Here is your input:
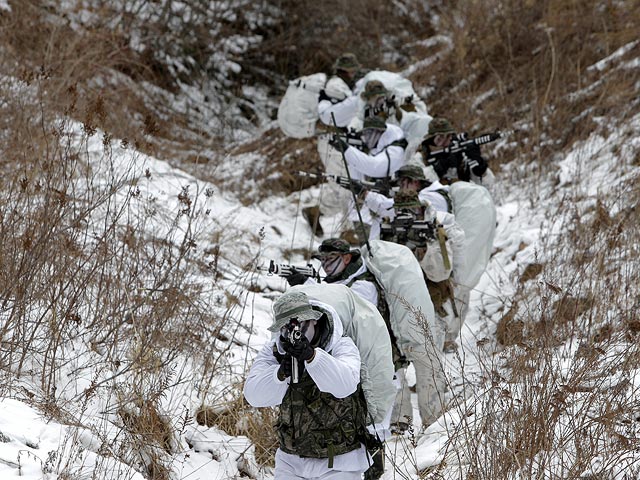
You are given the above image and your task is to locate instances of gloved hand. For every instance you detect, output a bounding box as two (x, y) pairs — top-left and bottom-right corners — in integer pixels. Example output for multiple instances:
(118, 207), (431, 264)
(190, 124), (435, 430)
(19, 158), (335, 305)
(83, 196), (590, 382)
(400, 95), (417, 112)
(329, 135), (349, 154)
(282, 335), (315, 362)
(433, 153), (457, 179)
(318, 89), (331, 103)
(285, 267), (308, 286)
(463, 144), (487, 176)
(337, 177), (364, 195)
(277, 353), (293, 381)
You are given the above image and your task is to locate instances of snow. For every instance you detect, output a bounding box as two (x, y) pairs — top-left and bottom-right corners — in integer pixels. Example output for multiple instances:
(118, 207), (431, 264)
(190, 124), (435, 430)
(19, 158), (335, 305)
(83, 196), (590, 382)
(1, 19), (639, 479)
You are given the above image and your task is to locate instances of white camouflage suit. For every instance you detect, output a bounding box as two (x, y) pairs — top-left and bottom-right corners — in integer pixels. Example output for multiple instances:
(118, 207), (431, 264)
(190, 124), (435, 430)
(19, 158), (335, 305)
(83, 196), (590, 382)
(244, 300), (369, 480)
(315, 75), (363, 218)
(418, 182), (472, 343)
(364, 193), (465, 426)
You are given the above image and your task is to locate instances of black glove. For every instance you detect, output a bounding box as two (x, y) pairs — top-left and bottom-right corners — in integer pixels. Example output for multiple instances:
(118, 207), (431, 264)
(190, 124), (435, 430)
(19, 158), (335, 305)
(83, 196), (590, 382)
(329, 135), (349, 154)
(433, 153), (457, 179)
(282, 335), (315, 362)
(337, 177), (364, 195)
(350, 182), (365, 196)
(277, 353), (293, 381)
(285, 267), (308, 286)
(318, 89), (331, 103)
(463, 143), (487, 176)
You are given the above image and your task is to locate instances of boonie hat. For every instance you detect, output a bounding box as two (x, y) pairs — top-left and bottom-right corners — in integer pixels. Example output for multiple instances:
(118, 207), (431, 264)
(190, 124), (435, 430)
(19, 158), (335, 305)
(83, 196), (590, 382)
(423, 117), (455, 142)
(268, 291), (323, 332)
(394, 189), (423, 208)
(360, 80), (389, 100)
(362, 116), (387, 131)
(396, 164), (427, 181)
(334, 53), (360, 73)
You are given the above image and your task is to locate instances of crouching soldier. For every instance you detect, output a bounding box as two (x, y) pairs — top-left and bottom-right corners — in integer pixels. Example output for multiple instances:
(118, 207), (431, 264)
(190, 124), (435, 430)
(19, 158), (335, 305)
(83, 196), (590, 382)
(244, 290), (371, 480)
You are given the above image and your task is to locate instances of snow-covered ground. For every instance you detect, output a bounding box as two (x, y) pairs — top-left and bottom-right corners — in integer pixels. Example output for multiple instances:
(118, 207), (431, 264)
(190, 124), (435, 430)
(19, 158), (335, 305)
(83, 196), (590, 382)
(1, 102), (638, 479)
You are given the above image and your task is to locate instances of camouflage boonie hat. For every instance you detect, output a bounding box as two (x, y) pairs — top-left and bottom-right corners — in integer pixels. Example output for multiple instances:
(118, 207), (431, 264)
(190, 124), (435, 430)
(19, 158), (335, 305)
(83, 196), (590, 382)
(334, 53), (360, 73)
(362, 116), (387, 131)
(360, 80), (389, 100)
(396, 164), (427, 181)
(269, 291), (323, 332)
(423, 117), (455, 141)
(394, 188), (422, 208)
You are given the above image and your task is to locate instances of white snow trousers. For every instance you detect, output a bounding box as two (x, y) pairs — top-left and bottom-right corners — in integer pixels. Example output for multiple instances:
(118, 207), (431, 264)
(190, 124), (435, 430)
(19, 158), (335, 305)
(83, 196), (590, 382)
(391, 341), (445, 428)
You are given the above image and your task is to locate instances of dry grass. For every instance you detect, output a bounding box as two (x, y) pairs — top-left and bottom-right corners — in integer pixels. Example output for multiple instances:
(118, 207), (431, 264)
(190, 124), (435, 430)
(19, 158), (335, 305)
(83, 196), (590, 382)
(0, 0), (638, 477)
(195, 386), (279, 467)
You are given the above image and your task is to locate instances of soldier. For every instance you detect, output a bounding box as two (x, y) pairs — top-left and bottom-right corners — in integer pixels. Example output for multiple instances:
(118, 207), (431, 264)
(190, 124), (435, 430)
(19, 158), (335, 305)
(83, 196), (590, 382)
(395, 163), (452, 214)
(286, 236), (446, 436)
(318, 53), (367, 128)
(420, 117), (488, 184)
(369, 189), (466, 353)
(244, 290), (371, 480)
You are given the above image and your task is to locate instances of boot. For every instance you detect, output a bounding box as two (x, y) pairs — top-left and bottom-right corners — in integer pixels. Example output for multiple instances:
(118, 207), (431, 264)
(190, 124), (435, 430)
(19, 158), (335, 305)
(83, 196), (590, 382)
(302, 206), (323, 237)
(363, 442), (385, 480)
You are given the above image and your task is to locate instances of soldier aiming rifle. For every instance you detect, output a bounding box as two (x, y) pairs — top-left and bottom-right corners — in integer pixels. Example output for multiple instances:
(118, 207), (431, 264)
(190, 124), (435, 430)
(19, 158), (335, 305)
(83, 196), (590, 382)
(420, 117), (511, 184)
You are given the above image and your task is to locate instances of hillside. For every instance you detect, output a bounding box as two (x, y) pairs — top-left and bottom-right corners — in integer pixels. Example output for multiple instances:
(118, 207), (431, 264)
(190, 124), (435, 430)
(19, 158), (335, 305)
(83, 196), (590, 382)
(0, 1), (639, 479)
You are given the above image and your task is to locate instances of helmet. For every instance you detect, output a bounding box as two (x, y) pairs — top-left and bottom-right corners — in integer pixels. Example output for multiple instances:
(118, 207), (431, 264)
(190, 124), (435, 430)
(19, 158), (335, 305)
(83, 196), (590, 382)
(312, 238), (359, 259)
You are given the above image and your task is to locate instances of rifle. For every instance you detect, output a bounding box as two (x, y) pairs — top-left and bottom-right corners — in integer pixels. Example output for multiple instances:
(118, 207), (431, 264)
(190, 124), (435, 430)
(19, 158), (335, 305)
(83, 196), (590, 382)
(422, 130), (512, 162)
(281, 322), (303, 384)
(296, 171), (391, 196)
(380, 211), (437, 245)
(257, 260), (319, 281)
(332, 127), (364, 148)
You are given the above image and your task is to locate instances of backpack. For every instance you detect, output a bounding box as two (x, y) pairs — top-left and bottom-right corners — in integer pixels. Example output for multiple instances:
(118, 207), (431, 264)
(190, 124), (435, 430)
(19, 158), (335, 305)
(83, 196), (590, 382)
(360, 240), (444, 354)
(277, 73), (327, 138)
(449, 182), (497, 290)
(290, 283), (396, 425)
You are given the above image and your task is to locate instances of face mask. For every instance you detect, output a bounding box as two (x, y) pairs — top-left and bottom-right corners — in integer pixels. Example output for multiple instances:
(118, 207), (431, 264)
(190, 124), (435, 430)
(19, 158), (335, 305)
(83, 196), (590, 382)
(301, 320), (316, 342)
(362, 128), (383, 150)
(322, 255), (344, 276)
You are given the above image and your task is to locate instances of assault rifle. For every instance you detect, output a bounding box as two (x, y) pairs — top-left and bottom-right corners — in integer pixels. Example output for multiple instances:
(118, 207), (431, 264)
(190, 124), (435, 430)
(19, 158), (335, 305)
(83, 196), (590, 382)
(324, 126), (364, 148)
(257, 260), (320, 281)
(297, 171), (391, 196)
(422, 130), (512, 162)
(282, 322), (303, 384)
(380, 211), (437, 244)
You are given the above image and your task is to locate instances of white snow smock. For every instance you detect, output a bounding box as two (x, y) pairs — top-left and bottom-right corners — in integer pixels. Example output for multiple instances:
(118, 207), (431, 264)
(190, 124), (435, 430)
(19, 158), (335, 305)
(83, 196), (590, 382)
(290, 283), (395, 425)
(277, 73), (326, 138)
(449, 182), (497, 289)
(359, 240), (442, 353)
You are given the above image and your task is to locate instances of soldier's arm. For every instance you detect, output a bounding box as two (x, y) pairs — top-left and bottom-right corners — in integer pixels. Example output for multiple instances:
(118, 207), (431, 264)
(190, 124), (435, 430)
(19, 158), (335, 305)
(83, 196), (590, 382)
(305, 336), (360, 399)
(243, 340), (290, 407)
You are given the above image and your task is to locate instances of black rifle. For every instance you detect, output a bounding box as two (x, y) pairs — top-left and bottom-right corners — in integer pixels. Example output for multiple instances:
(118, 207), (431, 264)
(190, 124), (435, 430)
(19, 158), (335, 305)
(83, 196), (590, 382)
(257, 260), (319, 281)
(422, 130), (511, 162)
(281, 322), (303, 383)
(380, 211), (438, 245)
(332, 127), (364, 148)
(296, 171), (390, 196)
